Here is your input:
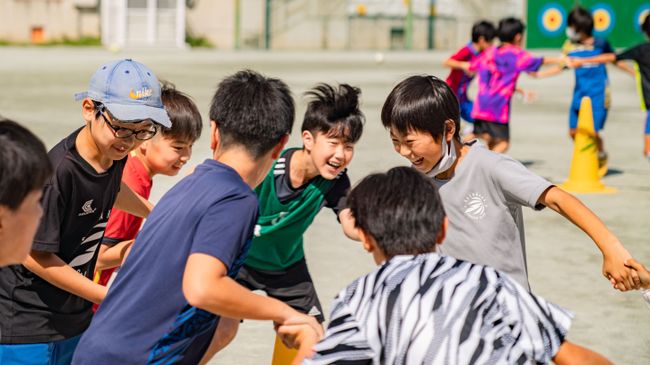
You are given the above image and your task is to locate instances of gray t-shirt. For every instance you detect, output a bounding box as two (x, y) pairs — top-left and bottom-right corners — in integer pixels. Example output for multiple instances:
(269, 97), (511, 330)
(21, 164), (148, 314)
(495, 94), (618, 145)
(433, 141), (553, 289)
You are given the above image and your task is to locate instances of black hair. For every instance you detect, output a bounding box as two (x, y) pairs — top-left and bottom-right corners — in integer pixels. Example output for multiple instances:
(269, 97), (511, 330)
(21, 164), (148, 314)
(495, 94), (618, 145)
(497, 17), (526, 43)
(160, 82), (202, 142)
(302, 83), (364, 144)
(381, 75), (460, 141)
(0, 119), (52, 210)
(472, 20), (496, 43)
(568, 6), (594, 37)
(209, 70), (295, 159)
(643, 13), (650, 38)
(347, 167), (446, 257)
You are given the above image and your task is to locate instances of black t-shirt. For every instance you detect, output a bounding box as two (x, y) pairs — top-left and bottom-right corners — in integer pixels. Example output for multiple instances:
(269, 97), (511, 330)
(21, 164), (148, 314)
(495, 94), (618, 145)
(274, 149), (349, 215)
(617, 43), (650, 108)
(0, 128), (126, 343)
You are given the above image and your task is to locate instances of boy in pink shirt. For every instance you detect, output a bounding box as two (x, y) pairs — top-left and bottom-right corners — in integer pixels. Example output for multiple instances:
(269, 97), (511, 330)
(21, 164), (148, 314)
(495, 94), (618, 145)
(462, 17), (563, 152)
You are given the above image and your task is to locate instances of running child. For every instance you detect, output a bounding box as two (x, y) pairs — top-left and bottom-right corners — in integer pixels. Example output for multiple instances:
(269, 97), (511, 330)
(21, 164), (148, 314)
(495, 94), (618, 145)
(281, 167), (613, 365)
(93, 83), (203, 297)
(444, 20), (496, 138)
(72, 70), (322, 364)
(379, 74), (640, 292)
(568, 14), (650, 159)
(461, 17), (565, 153)
(0, 119), (52, 268)
(200, 83), (364, 364)
(0, 59), (171, 363)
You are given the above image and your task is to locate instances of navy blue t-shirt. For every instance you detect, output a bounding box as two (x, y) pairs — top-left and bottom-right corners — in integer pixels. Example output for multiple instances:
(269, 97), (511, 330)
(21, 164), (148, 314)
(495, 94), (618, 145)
(72, 160), (259, 364)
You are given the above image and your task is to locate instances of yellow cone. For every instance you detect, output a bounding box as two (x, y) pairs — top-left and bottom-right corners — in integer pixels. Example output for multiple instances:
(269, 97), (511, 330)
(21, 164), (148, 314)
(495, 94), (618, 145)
(271, 335), (298, 365)
(560, 97), (616, 193)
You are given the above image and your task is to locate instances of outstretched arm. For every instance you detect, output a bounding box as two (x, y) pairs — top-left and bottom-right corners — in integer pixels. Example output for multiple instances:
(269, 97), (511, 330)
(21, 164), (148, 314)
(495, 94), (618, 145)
(95, 240), (135, 270)
(114, 182), (153, 218)
(539, 186), (640, 291)
(553, 341), (612, 365)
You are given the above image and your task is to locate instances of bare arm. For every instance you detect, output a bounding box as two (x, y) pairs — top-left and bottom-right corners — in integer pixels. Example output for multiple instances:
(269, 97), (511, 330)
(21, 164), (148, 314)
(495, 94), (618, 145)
(444, 58), (471, 73)
(553, 340), (612, 365)
(95, 240), (135, 270)
(568, 54), (616, 68)
(275, 324), (320, 365)
(539, 186), (640, 291)
(182, 253), (323, 337)
(339, 208), (360, 241)
(530, 64), (565, 78)
(114, 182), (153, 218)
(23, 251), (107, 304)
(614, 60), (636, 77)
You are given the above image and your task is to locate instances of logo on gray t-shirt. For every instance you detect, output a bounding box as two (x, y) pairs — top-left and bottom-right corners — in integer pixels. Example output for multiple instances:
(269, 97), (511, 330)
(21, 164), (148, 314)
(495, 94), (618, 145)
(463, 192), (487, 220)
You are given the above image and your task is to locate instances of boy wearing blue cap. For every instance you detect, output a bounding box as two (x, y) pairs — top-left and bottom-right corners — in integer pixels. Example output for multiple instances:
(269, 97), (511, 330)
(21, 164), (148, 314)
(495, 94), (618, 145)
(0, 59), (170, 364)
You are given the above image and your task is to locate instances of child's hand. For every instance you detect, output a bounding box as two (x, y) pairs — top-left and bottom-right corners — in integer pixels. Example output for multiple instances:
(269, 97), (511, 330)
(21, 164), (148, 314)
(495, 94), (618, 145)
(276, 323), (321, 365)
(624, 259), (650, 290)
(566, 57), (582, 69)
(602, 245), (641, 291)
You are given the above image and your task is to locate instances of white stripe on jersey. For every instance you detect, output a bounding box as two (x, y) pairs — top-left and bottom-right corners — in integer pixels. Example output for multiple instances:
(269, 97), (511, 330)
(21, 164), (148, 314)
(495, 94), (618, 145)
(305, 253), (572, 365)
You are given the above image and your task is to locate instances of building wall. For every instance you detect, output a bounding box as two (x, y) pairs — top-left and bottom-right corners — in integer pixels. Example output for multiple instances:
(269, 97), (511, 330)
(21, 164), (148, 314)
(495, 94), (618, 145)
(0, 0), (100, 43)
(186, 0), (264, 49)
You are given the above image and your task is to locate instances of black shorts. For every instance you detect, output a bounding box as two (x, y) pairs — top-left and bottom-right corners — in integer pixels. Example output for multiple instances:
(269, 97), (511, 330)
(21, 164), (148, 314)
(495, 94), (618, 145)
(473, 119), (510, 140)
(236, 258), (325, 323)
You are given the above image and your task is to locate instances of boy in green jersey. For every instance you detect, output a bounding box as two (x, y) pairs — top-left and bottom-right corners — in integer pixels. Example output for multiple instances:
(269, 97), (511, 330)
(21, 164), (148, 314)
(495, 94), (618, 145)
(199, 83), (364, 364)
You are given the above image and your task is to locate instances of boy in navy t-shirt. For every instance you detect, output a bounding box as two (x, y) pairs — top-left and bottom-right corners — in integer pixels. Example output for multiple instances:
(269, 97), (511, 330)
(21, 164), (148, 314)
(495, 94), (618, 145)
(72, 70), (322, 364)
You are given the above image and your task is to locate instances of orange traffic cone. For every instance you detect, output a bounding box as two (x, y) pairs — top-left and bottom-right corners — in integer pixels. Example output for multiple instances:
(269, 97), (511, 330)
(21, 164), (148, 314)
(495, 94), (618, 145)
(560, 97), (616, 193)
(271, 335), (298, 365)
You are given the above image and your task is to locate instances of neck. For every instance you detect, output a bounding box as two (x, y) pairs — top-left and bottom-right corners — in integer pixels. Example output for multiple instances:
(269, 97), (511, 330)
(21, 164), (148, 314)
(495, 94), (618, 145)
(134, 150), (155, 178)
(76, 126), (112, 173)
(289, 149), (319, 188)
(434, 139), (467, 180)
(214, 147), (268, 188)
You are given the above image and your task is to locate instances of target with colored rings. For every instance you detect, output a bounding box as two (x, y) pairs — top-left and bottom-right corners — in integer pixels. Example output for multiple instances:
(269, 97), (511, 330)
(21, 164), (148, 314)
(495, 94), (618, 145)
(538, 3), (566, 36)
(635, 5), (650, 33)
(591, 4), (615, 36)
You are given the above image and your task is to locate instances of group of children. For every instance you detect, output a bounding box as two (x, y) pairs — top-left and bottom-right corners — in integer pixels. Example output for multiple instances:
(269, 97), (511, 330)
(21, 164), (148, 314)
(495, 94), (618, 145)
(0, 13), (650, 365)
(444, 9), (650, 167)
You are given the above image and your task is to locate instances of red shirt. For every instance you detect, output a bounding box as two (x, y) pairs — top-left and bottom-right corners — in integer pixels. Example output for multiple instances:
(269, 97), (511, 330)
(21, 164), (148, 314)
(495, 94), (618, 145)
(94, 154), (152, 292)
(445, 43), (480, 102)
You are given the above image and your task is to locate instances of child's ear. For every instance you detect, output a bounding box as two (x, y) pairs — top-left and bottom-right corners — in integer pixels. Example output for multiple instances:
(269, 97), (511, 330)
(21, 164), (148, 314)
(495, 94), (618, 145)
(445, 120), (456, 142)
(436, 217), (448, 244)
(82, 98), (97, 124)
(357, 228), (374, 253)
(302, 130), (315, 152)
(210, 120), (220, 151)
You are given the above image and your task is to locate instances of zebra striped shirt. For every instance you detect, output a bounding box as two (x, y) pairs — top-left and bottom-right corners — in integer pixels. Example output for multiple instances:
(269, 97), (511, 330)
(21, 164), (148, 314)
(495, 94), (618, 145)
(304, 253), (572, 365)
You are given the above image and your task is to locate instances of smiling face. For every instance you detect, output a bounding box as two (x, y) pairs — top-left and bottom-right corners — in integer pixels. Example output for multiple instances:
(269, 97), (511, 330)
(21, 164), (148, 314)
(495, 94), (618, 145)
(140, 134), (193, 176)
(0, 190), (43, 266)
(303, 130), (355, 180)
(390, 127), (444, 173)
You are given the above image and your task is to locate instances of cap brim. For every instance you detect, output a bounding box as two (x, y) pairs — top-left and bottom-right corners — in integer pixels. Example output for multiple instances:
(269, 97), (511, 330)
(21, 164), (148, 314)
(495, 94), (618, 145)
(104, 102), (171, 128)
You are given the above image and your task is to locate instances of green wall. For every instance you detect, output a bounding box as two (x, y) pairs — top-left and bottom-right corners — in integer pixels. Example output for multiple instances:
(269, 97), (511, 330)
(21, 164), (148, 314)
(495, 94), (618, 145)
(526, 0), (650, 48)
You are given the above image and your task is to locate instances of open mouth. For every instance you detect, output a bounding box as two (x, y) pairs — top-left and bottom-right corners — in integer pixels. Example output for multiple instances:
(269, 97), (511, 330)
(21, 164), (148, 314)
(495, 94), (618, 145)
(326, 161), (341, 169)
(412, 157), (424, 166)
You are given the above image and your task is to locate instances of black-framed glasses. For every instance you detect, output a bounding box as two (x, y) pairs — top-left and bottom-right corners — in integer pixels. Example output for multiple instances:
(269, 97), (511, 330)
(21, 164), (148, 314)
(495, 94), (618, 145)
(100, 112), (158, 141)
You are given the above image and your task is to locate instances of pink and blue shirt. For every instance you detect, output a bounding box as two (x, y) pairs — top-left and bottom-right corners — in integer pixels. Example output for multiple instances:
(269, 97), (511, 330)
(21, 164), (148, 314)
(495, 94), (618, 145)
(469, 45), (543, 124)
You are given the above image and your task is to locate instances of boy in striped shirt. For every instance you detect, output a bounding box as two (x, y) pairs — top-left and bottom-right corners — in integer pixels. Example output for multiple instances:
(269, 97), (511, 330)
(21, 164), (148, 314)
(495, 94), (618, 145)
(281, 167), (612, 365)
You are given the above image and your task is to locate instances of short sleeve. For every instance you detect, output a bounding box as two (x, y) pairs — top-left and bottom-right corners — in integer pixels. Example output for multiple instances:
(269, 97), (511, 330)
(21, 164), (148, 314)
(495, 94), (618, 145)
(518, 50), (544, 72)
(468, 52), (485, 73)
(32, 183), (65, 252)
(303, 293), (374, 365)
(324, 173), (351, 217)
(492, 155), (553, 209)
(450, 46), (472, 62)
(103, 208), (141, 244)
(190, 194), (259, 271)
(617, 45), (641, 62)
(497, 276), (573, 364)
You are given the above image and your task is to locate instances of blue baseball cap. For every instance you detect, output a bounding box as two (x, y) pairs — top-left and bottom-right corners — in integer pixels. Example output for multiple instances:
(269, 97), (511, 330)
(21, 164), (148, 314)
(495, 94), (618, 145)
(74, 59), (171, 128)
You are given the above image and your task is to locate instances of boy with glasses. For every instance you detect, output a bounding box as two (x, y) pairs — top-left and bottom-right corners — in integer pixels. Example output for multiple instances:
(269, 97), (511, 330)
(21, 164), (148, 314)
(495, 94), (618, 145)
(0, 59), (170, 364)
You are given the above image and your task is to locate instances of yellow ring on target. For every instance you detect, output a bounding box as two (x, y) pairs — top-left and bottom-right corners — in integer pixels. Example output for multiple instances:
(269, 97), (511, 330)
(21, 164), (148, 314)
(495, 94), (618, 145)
(542, 8), (563, 32)
(639, 10), (650, 28)
(593, 9), (612, 32)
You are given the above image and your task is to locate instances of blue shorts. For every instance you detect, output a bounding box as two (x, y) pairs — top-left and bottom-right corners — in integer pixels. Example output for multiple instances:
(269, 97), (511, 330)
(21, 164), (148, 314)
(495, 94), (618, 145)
(459, 98), (474, 123)
(569, 105), (608, 131)
(645, 112), (650, 135)
(0, 335), (81, 365)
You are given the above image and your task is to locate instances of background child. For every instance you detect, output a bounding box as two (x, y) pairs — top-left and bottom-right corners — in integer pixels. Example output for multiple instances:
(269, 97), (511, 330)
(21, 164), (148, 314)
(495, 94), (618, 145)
(282, 167), (612, 365)
(0, 119), (52, 267)
(444, 20), (496, 138)
(380, 74), (639, 293)
(0, 59), (170, 363)
(462, 17), (564, 153)
(535, 6), (634, 171)
(93, 83), (203, 298)
(201, 83), (364, 364)
(569, 14), (650, 160)
(72, 70), (322, 365)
